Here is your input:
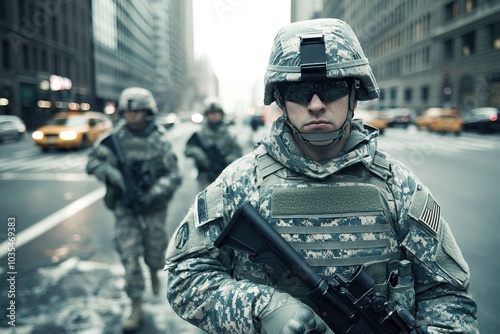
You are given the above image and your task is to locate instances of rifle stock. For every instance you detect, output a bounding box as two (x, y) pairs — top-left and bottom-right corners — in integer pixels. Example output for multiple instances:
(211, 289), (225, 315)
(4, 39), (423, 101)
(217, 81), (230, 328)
(214, 202), (417, 334)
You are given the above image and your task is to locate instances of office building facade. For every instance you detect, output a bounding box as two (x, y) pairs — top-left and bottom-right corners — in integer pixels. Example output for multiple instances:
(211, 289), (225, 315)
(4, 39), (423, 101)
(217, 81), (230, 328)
(293, 0), (500, 112)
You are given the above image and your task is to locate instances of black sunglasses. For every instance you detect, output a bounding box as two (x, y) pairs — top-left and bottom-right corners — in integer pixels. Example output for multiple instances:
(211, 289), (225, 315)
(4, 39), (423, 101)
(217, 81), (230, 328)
(280, 80), (351, 104)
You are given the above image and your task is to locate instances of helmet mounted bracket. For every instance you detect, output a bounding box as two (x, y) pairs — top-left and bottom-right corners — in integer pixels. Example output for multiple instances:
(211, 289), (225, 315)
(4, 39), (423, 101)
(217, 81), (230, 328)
(300, 33), (327, 82)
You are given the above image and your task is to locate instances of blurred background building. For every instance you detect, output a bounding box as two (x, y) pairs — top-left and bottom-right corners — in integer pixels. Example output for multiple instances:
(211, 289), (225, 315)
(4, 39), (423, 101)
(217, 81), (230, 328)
(2, 0), (499, 129)
(293, 0), (500, 113)
(0, 0), (208, 129)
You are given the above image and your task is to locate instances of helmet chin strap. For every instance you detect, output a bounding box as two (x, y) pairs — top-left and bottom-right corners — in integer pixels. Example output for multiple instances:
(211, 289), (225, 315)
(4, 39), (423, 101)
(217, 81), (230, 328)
(287, 111), (352, 152)
(286, 83), (356, 152)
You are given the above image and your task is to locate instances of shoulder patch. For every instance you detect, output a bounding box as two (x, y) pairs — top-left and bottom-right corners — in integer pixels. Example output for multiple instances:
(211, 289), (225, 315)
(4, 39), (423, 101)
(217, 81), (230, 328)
(194, 182), (224, 228)
(408, 185), (441, 237)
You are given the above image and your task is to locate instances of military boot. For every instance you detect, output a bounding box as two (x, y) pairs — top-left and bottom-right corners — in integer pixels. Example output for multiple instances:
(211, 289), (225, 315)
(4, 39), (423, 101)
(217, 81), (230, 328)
(150, 269), (160, 295)
(122, 297), (142, 332)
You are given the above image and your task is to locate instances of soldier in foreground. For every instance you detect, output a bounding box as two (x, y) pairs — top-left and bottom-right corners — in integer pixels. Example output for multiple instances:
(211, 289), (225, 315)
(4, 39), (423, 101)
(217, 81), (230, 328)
(165, 19), (478, 333)
(185, 101), (242, 189)
(86, 87), (181, 331)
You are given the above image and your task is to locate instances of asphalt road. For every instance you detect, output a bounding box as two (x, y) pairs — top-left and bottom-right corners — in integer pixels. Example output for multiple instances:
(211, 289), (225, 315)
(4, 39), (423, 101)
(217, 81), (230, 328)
(0, 122), (499, 333)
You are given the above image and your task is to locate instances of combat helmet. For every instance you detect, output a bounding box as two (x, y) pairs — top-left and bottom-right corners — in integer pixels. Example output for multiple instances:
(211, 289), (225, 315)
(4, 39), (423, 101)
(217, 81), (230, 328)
(203, 97), (224, 115)
(264, 18), (379, 106)
(203, 102), (224, 115)
(118, 87), (158, 115)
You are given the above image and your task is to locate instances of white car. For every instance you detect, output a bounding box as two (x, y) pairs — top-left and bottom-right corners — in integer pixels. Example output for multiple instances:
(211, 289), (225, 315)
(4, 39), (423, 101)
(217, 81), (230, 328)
(0, 115), (27, 143)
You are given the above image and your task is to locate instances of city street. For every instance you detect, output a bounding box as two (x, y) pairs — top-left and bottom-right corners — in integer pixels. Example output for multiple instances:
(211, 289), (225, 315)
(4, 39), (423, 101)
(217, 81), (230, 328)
(1, 120), (500, 333)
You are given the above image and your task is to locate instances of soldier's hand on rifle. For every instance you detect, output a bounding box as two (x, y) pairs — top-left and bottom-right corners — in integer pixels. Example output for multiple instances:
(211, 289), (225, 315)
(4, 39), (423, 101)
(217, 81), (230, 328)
(136, 191), (151, 212)
(105, 167), (126, 193)
(258, 291), (333, 334)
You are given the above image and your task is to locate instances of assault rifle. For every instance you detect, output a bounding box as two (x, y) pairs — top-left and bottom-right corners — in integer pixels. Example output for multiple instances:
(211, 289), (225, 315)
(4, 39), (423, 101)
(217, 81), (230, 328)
(101, 133), (147, 230)
(186, 132), (227, 181)
(214, 202), (417, 334)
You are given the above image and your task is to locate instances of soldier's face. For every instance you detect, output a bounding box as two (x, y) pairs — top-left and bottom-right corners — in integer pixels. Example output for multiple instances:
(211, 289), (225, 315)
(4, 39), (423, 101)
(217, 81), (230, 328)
(284, 93), (351, 134)
(124, 110), (147, 129)
(206, 111), (223, 124)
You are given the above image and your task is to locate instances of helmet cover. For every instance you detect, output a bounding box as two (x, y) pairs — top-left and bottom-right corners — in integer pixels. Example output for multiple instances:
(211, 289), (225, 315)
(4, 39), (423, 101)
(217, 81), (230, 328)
(264, 18), (379, 105)
(118, 87), (158, 115)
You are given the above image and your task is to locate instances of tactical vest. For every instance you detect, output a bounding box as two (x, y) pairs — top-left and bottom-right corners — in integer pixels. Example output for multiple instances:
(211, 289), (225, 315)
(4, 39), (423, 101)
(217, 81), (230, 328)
(231, 145), (402, 294)
(118, 133), (158, 186)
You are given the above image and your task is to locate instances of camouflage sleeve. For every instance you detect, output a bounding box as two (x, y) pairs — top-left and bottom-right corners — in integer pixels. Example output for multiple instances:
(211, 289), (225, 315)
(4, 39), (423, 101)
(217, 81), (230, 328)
(165, 181), (273, 334)
(389, 159), (479, 333)
(147, 134), (182, 200)
(85, 134), (116, 181)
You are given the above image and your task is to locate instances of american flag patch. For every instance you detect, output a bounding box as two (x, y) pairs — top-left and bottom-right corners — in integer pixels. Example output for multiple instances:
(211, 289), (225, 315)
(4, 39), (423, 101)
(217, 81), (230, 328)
(419, 194), (441, 235)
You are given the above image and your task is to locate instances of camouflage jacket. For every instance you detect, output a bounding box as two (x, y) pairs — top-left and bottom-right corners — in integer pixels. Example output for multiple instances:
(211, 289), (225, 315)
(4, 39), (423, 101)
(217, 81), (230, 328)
(165, 118), (478, 334)
(86, 120), (182, 211)
(185, 121), (243, 170)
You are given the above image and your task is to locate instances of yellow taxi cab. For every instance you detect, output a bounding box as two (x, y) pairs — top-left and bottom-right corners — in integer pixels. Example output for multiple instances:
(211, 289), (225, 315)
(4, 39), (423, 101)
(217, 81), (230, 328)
(415, 107), (462, 135)
(32, 111), (113, 151)
(353, 109), (388, 134)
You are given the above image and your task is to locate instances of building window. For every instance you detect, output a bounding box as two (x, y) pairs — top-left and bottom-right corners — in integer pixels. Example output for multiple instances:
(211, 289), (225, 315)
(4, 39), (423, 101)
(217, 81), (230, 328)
(444, 1), (458, 21)
(462, 31), (476, 57)
(490, 22), (500, 50)
(465, 0), (476, 14)
(54, 54), (59, 74)
(42, 49), (48, 71)
(444, 39), (454, 59)
(32, 46), (37, 70)
(404, 88), (413, 103)
(23, 45), (29, 70)
(421, 86), (429, 103)
(2, 39), (10, 69)
(390, 87), (398, 101)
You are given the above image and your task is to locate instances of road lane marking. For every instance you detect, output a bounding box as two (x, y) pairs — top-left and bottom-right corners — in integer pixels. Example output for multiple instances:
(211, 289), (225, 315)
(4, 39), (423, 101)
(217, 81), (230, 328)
(0, 187), (105, 258)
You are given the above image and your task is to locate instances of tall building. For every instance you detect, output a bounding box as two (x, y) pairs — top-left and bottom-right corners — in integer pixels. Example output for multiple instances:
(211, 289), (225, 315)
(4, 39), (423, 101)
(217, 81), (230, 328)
(295, 0), (500, 112)
(0, 0), (94, 129)
(0, 0), (195, 128)
(92, 0), (194, 115)
(291, 0), (323, 21)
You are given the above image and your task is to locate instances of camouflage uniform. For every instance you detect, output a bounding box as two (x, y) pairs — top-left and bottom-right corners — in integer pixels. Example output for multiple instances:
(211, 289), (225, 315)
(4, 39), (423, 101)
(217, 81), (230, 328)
(165, 19), (478, 334)
(185, 104), (242, 188)
(87, 105), (181, 299)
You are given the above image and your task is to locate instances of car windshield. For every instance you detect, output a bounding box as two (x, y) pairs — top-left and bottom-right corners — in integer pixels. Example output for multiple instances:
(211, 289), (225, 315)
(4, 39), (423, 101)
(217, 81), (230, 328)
(48, 117), (87, 126)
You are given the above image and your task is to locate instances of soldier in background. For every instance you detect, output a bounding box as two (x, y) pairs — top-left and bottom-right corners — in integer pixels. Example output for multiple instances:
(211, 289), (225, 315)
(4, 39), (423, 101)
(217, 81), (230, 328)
(185, 101), (242, 189)
(164, 19), (478, 333)
(86, 87), (181, 332)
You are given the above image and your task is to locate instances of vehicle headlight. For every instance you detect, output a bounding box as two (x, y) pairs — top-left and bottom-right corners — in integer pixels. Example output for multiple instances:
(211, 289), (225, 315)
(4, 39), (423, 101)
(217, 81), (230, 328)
(191, 113), (204, 124)
(59, 130), (78, 140)
(32, 131), (44, 140)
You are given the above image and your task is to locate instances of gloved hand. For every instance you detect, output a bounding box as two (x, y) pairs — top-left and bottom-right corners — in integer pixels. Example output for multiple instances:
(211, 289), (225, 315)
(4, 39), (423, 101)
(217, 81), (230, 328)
(259, 291), (333, 334)
(185, 146), (210, 170)
(105, 167), (126, 193)
(135, 191), (151, 212)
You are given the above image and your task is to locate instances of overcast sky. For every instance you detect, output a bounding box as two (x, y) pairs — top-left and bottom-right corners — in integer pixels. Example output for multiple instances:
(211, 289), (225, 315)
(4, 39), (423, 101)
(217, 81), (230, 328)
(192, 0), (291, 112)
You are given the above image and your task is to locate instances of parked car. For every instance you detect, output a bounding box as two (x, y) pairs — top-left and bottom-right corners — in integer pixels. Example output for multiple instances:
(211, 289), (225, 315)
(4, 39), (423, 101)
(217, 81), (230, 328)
(415, 107), (462, 135)
(383, 108), (416, 128)
(32, 111), (113, 151)
(353, 109), (388, 134)
(462, 107), (500, 133)
(0, 115), (27, 143)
